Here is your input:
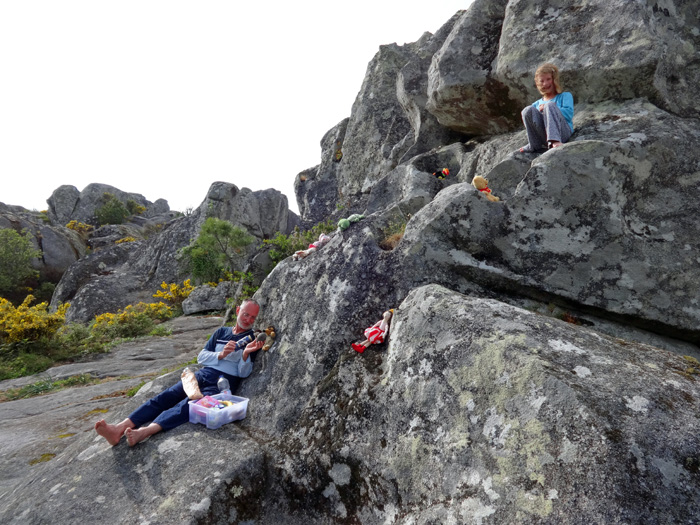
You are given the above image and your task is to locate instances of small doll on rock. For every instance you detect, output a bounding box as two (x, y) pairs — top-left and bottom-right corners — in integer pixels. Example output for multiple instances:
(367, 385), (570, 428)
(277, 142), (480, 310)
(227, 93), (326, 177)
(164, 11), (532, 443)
(293, 233), (331, 261)
(352, 309), (394, 353)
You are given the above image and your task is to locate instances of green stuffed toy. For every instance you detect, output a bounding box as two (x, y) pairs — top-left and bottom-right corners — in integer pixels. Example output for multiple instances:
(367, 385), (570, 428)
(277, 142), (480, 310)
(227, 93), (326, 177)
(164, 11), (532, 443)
(338, 214), (365, 231)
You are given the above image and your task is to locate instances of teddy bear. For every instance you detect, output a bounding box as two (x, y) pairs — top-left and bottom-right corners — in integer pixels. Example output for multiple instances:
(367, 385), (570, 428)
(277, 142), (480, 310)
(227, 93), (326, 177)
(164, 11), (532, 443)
(255, 325), (277, 352)
(471, 176), (500, 202)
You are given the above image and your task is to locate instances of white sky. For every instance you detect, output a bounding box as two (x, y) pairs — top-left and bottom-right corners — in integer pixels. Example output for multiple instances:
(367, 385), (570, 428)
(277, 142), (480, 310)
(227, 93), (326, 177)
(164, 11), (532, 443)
(0, 1), (471, 215)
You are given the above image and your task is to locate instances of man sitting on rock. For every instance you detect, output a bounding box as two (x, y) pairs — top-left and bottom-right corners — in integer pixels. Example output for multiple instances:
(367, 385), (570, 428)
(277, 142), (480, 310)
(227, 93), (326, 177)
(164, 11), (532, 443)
(94, 299), (264, 447)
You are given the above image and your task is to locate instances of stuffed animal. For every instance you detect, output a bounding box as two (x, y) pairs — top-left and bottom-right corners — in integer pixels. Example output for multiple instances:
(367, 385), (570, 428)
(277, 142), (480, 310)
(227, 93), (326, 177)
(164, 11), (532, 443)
(433, 168), (449, 180)
(338, 214), (365, 231)
(261, 325), (276, 351)
(471, 176), (500, 202)
(352, 309), (394, 353)
(293, 233), (331, 260)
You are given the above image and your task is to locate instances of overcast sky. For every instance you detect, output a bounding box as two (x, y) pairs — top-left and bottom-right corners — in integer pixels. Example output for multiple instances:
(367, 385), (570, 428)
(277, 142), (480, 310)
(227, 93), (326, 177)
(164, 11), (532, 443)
(1, 1), (471, 215)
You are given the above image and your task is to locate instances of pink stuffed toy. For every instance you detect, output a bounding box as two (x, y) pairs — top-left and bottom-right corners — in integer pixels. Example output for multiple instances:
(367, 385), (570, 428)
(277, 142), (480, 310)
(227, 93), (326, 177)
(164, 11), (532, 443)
(352, 309), (394, 353)
(293, 233), (331, 261)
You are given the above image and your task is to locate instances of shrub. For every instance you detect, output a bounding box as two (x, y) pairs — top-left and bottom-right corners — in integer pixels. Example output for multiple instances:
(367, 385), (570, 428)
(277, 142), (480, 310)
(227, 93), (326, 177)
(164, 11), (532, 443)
(115, 237), (137, 244)
(90, 302), (174, 340)
(0, 296), (69, 345)
(0, 229), (41, 296)
(152, 280), (194, 307)
(181, 244), (222, 283)
(65, 220), (93, 236)
(231, 271), (258, 301)
(181, 218), (255, 283)
(33, 282), (56, 304)
(263, 219), (336, 267)
(378, 217), (408, 251)
(0, 297), (73, 380)
(95, 193), (130, 226)
(126, 200), (146, 216)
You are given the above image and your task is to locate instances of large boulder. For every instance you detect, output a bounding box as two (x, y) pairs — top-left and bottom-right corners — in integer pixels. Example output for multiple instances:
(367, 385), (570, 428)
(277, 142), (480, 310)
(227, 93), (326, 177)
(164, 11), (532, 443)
(426, 0), (517, 135)
(0, 204), (87, 284)
(294, 119), (348, 225)
(6, 284), (699, 523)
(196, 182), (298, 239)
(395, 14), (466, 163)
(427, 0), (700, 136)
(182, 282), (237, 315)
(46, 183), (170, 226)
(333, 43), (416, 201)
(46, 185), (81, 225)
(398, 99), (700, 338)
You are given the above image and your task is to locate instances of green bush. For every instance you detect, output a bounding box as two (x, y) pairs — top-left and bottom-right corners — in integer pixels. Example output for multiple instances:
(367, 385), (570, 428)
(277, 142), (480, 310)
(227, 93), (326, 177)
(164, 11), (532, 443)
(126, 199), (146, 216)
(181, 218), (255, 283)
(90, 302), (174, 340)
(0, 229), (41, 296)
(95, 193), (130, 226)
(263, 219), (336, 267)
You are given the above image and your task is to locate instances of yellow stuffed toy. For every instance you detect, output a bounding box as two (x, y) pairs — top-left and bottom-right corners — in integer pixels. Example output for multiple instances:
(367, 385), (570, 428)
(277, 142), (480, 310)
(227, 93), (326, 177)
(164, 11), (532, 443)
(471, 176), (500, 202)
(260, 325), (276, 351)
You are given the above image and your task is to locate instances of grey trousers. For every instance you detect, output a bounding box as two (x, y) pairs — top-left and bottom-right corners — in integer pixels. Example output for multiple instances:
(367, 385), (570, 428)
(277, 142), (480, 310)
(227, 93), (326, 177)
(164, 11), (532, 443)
(521, 103), (572, 150)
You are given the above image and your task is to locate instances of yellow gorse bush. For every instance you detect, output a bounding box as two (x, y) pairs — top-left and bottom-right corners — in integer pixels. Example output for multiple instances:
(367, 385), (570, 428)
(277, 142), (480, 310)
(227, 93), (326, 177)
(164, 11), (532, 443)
(91, 302), (174, 339)
(0, 296), (70, 344)
(65, 220), (93, 235)
(152, 280), (194, 306)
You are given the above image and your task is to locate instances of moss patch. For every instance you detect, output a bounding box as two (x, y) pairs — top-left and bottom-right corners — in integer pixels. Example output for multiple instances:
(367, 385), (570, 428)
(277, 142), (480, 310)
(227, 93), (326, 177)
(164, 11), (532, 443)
(29, 453), (56, 465)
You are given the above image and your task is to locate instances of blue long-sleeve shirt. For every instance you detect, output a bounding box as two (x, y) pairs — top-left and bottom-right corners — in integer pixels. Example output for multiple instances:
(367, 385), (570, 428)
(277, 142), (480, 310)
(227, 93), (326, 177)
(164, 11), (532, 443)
(197, 326), (257, 378)
(532, 91), (574, 133)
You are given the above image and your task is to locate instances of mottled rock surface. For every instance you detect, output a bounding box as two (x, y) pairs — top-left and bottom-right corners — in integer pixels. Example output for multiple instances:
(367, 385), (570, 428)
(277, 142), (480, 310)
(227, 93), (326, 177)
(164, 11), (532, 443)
(3, 0), (700, 523)
(1, 287), (698, 524)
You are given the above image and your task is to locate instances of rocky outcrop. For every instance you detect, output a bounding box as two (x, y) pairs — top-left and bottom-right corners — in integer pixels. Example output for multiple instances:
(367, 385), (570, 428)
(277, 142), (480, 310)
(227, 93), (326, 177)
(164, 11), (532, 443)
(427, 0), (700, 136)
(182, 282), (237, 315)
(3, 1), (700, 523)
(427, 0), (517, 135)
(51, 182), (298, 323)
(395, 99), (700, 339)
(47, 183), (170, 226)
(0, 315), (224, 508)
(2, 285), (698, 524)
(0, 203), (87, 283)
(294, 119), (349, 225)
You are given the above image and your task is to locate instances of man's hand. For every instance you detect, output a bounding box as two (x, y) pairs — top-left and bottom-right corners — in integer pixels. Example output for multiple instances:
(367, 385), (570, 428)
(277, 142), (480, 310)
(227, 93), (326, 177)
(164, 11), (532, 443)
(242, 340), (264, 362)
(218, 340), (241, 360)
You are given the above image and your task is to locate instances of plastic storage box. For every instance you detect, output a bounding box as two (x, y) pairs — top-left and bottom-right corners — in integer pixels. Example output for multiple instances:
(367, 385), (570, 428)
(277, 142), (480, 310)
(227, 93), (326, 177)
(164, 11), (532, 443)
(188, 393), (249, 430)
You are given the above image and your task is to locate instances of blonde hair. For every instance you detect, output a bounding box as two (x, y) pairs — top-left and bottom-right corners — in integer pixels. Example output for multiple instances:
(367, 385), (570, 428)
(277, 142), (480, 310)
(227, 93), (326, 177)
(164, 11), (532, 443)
(535, 63), (563, 94)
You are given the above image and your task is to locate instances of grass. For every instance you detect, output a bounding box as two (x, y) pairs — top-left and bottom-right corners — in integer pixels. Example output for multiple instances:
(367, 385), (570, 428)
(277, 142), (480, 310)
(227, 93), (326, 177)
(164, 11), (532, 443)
(379, 216), (408, 251)
(0, 373), (100, 402)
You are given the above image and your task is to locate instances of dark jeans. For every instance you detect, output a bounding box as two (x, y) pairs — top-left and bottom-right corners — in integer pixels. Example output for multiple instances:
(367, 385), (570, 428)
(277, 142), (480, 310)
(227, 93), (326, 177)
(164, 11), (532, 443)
(128, 367), (242, 432)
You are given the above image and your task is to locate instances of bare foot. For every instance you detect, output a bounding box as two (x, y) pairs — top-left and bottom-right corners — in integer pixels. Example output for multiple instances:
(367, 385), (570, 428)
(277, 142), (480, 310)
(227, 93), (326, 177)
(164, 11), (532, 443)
(549, 140), (562, 149)
(125, 423), (162, 447)
(95, 419), (125, 446)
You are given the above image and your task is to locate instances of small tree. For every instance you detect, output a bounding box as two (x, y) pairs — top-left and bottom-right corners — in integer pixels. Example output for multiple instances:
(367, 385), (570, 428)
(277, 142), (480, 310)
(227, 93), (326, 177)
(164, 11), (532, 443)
(181, 218), (255, 283)
(0, 229), (41, 296)
(95, 193), (130, 226)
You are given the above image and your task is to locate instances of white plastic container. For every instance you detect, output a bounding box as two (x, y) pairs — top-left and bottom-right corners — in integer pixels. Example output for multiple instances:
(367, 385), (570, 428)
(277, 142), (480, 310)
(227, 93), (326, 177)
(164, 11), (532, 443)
(188, 393), (249, 429)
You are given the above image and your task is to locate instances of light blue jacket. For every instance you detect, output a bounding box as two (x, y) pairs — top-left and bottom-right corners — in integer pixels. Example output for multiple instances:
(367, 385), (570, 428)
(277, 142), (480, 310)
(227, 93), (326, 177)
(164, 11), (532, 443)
(197, 326), (256, 378)
(532, 92), (574, 133)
